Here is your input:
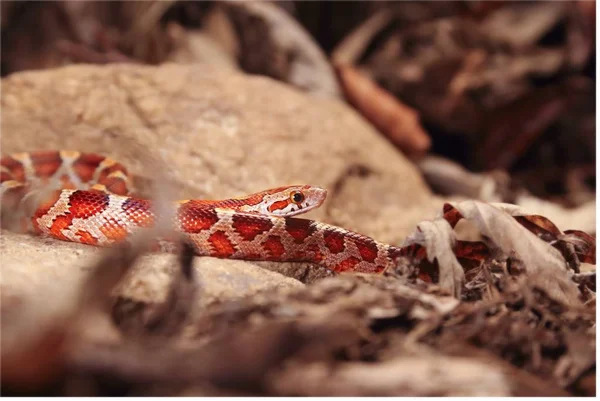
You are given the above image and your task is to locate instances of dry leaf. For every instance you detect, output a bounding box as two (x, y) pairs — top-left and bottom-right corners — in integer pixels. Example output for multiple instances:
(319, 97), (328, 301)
(562, 230), (596, 265)
(335, 63), (431, 157)
(402, 219), (464, 298)
(448, 201), (581, 307)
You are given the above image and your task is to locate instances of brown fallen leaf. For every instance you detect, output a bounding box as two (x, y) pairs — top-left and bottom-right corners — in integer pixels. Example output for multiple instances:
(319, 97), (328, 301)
(444, 201), (595, 273)
(335, 63), (431, 158)
(401, 219), (464, 298)
(446, 201), (581, 307)
(562, 230), (596, 265)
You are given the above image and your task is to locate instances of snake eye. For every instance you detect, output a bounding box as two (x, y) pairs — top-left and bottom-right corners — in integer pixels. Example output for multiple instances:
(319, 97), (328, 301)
(290, 191), (305, 204)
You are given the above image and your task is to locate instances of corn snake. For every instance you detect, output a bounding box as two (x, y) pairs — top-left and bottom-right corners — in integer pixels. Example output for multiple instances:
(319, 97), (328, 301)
(1, 150), (403, 273)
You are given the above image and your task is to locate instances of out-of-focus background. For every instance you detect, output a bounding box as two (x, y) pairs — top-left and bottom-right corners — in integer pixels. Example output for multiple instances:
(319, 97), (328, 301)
(2, 0), (596, 205)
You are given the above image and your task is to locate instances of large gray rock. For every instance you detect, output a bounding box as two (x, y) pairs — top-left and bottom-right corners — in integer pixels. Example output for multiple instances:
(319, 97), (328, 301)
(1, 63), (434, 307)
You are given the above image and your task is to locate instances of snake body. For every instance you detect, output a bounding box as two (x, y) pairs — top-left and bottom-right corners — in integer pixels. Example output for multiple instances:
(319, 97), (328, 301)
(1, 150), (402, 273)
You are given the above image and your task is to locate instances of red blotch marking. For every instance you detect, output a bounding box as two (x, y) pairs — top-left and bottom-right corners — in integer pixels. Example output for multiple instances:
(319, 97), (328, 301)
(305, 242), (323, 262)
(72, 153), (105, 183)
(208, 230), (235, 257)
(355, 240), (378, 263)
(1, 156), (25, 182)
(267, 199), (290, 213)
(333, 256), (361, 272)
(30, 151), (62, 178)
(122, 198), (154, 227)
(323, 230), (345, 254)
(262, 235), (285, 259)
(178, 205), (218, 233)
(232, 215), (273, 241)
(285, 219), (315, 243)
(68, 190), (109, 218)
(75, 230), (98, 245)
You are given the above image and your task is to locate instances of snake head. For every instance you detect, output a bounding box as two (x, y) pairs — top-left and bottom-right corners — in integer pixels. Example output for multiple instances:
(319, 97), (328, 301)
(240, 185), (327, 217)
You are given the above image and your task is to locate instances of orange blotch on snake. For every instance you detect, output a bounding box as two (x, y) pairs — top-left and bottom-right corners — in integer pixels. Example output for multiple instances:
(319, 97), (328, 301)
(99, 221), (130, 242)
(285, 219), (316, 243)
(262, 235), (285, 259)
(208, 230), (235, 257)
(49, 215), (74, 241)
(333, 256), (361, 272)
(355, 240), (379, 263)
(178, 206), (218, 233)
(232, 215), (273, 241)
(122, 198), (153, 227)
(75, 230), (98, 245)
(267, 199), (290, 213)
(323, 230), (345, 254)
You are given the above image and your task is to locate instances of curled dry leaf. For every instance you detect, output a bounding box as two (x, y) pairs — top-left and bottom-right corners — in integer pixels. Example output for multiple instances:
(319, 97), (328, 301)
(335, 63), (431, 158)
(489, 202), (595, 270)
(402, 219), (464, 298)
(443, 201), (595, 273)
(515, 195), (595, 234)
(446, 201), (581, 307)
(562, 230), (596, 265)
(454, 241), (490, 271)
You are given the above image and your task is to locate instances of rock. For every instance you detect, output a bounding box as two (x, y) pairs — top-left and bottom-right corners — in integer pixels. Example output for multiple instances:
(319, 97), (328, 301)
(1, 230), (304, 311)
(1, 63), (434, 308)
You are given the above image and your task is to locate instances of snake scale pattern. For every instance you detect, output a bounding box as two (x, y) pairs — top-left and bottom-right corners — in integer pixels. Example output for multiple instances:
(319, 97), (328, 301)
(1, 150), (403, 273)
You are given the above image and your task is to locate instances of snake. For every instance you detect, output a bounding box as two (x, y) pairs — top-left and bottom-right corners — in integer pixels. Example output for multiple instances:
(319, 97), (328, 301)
(1, 150), (403, 273)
